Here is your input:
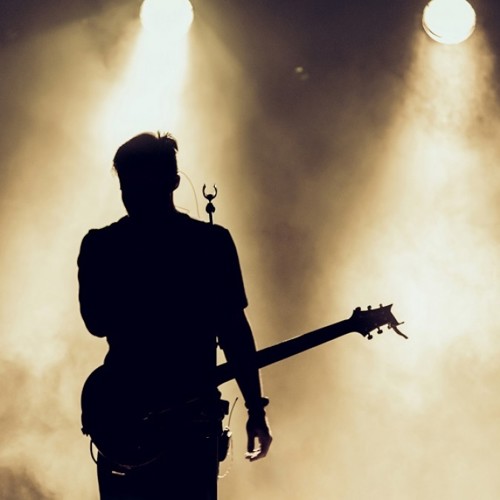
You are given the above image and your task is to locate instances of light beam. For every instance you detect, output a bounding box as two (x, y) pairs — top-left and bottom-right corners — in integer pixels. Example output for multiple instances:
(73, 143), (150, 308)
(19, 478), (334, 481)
(95, 2), (192, 153)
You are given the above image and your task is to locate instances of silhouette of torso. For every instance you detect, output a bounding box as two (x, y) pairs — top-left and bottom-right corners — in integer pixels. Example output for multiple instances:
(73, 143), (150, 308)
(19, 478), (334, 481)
(78, 212), (247, 410)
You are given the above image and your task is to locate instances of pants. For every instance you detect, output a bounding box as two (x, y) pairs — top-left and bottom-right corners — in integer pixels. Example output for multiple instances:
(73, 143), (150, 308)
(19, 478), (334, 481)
(97, 420), (221, 500)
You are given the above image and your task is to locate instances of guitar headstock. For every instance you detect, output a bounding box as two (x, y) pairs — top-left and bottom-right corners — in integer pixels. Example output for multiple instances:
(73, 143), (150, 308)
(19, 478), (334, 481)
(349, 304), (407, 339)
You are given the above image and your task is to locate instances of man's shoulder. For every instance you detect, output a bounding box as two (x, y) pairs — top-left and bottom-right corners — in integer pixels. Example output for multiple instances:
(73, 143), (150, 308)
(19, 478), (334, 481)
(83, 217), (129, 238)
(177, 213), (231, 238)
(80, 213), (233, 248)
(97, 217), (129, 231)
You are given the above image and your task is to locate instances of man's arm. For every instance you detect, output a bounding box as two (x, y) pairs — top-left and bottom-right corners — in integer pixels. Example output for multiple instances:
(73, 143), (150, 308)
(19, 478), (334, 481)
(217, 310), (272, 461)
(77, 230), (132, 338)
(78, 231), (111, 337)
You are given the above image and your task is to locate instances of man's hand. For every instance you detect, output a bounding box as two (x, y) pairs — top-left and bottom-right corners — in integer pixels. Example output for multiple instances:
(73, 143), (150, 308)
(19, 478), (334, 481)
(245, 415), (272, 461)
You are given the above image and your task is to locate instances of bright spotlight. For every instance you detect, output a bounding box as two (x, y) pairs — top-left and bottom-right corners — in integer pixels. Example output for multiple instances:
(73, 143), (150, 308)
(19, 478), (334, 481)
(422, 0), (476, 45)
(140, 0), (194, 37)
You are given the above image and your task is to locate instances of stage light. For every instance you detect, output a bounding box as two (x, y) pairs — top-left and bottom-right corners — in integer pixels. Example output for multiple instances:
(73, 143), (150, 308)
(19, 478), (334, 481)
(140, 0), (194, 37)
(422, 0), (476, 45)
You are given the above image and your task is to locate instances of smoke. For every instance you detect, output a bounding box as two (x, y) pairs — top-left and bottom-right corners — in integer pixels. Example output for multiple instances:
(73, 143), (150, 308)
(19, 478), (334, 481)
(207, 17), (500, 500)
(1, 2), (500, 500)
(0, 466), (55, 500)
(0, 5), (136, 500)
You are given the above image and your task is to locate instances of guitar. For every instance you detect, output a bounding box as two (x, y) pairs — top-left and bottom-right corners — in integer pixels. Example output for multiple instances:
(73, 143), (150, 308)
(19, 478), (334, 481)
(81, 304), (405, 468)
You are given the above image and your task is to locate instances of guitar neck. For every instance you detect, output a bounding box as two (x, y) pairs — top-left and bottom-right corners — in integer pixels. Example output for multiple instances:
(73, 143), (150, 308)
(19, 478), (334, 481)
(216, 318), (353, 386)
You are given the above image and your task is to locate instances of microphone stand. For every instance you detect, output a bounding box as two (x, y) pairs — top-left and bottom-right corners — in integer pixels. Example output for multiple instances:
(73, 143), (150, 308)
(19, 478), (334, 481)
(203, 183), (220, 500)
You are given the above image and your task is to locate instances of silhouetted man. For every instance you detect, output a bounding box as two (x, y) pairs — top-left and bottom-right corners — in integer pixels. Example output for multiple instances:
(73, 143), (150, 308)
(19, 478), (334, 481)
(78, 132), (272, 499)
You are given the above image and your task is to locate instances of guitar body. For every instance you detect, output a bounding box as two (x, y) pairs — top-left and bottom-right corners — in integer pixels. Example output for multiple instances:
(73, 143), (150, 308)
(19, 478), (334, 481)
(81, 365), (229, 469)
(81, 366), (164, 468)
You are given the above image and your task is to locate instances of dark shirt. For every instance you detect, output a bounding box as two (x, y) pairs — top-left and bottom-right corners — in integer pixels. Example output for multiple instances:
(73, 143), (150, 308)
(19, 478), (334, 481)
(78, 212), (247, 406)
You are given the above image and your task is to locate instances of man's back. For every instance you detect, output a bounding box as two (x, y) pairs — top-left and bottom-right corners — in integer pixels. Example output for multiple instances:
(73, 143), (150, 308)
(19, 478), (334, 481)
(78, 212), (247, 403)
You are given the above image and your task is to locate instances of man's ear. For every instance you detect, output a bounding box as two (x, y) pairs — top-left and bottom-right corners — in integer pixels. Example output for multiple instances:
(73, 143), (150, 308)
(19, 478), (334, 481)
(163, 174), (180, 192)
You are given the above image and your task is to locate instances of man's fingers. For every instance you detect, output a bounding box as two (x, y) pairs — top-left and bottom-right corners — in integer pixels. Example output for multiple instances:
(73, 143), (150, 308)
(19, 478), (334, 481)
(247, 430), (256, 452)
(245, 431), (272, 461)
(245, 448), (262, 461)
(258, 433), (272, 458)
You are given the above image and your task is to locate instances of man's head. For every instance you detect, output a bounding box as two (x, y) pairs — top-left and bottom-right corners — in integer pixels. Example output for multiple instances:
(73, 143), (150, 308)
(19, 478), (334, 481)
(113, 132), (180, 218)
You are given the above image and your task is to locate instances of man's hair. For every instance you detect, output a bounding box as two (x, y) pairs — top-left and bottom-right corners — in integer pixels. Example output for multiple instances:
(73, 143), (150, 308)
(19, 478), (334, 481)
(113, 132), (179, 186)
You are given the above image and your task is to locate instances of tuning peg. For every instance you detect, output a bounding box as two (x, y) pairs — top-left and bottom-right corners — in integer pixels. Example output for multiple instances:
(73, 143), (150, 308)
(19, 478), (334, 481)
(367, 333), (373, 340)
(377, 328), (383, 334)
(367, 305), (372, 310)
